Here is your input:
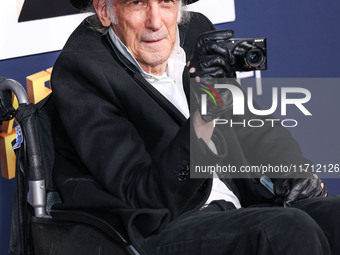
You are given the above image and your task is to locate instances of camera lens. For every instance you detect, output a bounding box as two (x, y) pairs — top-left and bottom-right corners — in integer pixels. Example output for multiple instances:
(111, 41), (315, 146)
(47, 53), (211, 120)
(248, 52), (260, 64)
(232, 41), (266, 71)
(246, 49), (264, 66)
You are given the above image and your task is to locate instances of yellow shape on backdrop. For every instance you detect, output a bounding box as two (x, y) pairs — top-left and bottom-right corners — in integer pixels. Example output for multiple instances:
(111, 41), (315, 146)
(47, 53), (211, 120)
(26, 68), (52, 104)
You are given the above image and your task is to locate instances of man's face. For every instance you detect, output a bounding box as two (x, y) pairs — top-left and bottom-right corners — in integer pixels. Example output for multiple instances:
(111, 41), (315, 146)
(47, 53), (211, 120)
(111, 0), (180, 74)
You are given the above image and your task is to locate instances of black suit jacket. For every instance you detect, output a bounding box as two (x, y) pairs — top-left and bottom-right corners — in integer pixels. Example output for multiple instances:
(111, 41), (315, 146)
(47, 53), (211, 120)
(51, 12), (310, 254)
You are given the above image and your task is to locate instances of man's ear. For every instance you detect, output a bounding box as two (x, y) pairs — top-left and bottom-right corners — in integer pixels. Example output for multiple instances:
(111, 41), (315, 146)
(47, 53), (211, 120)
(93, 0), (111, 27)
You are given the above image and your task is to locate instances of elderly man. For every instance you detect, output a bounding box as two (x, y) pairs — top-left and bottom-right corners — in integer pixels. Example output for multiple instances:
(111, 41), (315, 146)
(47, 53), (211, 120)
(51, 0), (339, 254)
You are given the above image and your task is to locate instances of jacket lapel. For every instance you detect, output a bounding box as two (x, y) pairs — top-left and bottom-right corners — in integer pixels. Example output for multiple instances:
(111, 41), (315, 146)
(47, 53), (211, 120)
(182, 66), (191, 104)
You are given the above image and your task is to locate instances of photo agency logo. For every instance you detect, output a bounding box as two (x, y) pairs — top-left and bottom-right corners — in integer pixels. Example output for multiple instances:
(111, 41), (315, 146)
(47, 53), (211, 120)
(199, 81), (312, 128)
(192, 78), (340, 180)
(200, 83), (223, 109)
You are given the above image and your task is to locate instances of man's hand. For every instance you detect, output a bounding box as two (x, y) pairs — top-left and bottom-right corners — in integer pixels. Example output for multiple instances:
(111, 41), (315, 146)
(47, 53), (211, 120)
(188, 30), (239, 122)
(274, 172), (328, 207)
(187, 30), (236, 79)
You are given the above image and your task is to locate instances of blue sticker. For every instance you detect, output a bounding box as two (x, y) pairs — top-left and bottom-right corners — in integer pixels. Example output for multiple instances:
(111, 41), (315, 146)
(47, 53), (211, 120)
(12, 125), (23, 150)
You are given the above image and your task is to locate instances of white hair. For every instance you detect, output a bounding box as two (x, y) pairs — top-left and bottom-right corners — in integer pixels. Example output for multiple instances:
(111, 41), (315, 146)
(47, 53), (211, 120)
(105, 0), (118, 24)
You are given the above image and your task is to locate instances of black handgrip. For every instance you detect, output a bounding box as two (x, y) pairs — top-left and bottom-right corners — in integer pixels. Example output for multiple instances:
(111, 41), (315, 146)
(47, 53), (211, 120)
(15, 103), (45, 181)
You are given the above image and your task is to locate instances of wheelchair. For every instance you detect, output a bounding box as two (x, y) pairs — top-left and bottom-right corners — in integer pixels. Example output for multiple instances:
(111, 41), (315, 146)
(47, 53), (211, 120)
(0, 78), (141, 255)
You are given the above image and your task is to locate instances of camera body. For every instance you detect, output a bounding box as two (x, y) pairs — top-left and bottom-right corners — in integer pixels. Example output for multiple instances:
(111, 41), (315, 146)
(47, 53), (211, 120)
(219, 38), (267, 72)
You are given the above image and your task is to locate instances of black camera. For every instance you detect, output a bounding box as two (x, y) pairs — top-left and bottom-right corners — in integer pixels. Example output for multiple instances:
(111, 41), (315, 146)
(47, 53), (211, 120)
(219, 38), (267, 72)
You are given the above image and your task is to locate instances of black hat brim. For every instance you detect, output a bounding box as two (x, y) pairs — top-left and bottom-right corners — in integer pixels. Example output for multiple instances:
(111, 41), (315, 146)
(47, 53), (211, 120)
(70, 0), (199, 10)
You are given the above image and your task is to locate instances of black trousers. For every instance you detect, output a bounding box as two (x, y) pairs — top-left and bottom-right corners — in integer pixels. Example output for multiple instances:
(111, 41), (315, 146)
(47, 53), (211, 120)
(147, 196), (340, 255)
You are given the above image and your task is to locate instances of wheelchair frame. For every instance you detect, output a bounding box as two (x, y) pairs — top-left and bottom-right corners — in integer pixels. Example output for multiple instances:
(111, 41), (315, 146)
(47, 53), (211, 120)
(0, 78), (141, 255)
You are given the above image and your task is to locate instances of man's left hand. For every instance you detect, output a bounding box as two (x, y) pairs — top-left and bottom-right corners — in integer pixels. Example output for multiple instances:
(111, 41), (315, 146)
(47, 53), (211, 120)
(187, 30), (236, 79)
(274, 172), (328, 207)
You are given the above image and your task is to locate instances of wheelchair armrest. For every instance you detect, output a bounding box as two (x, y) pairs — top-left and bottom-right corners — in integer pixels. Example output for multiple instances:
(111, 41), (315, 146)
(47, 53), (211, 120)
(50, 208), (130, 247)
